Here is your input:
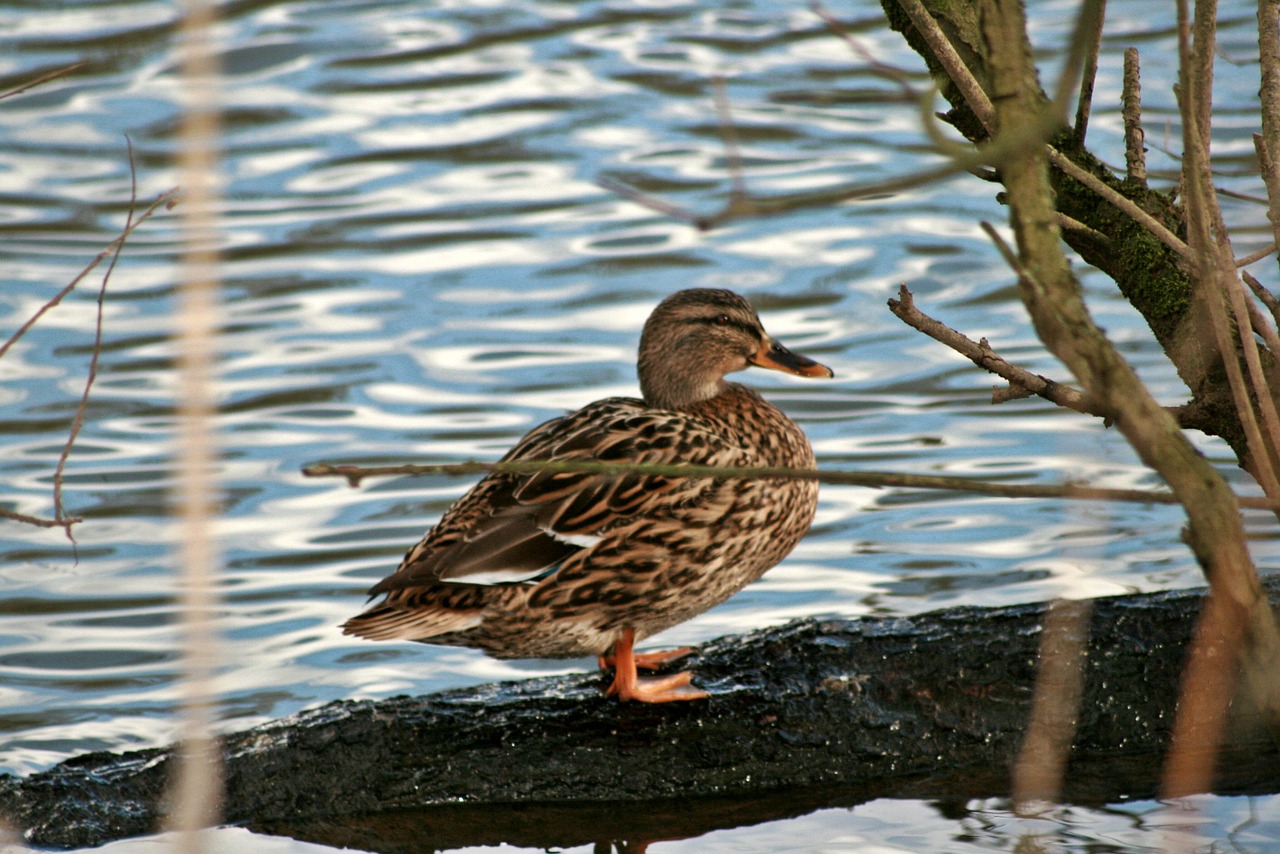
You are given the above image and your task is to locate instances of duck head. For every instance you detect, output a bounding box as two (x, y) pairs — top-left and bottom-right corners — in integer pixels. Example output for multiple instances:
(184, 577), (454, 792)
(637, 288), (833, 410)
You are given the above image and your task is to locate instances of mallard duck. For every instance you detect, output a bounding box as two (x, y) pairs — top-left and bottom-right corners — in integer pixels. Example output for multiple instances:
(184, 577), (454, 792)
(343, 288), (832, 702)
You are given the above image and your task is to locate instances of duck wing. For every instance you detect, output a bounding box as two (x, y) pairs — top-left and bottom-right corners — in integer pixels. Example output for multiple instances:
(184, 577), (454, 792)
(367, 397), (744, 597)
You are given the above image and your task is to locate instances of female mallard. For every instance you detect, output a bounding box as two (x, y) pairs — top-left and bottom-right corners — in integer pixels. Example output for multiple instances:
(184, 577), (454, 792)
(343, 288), (832, 702)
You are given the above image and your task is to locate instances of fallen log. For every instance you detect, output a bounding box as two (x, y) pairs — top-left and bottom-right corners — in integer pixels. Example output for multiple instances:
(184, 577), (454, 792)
(3, 578), (1279, 851)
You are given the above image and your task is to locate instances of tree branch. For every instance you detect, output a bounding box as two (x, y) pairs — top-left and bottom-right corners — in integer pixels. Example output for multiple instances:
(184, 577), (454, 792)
(1122, 47), (1147, 183)
(300, 459), (1280, 512)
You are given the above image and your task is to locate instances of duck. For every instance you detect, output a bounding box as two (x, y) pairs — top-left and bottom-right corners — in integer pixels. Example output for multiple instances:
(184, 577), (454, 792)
(342, 288), (832, 702)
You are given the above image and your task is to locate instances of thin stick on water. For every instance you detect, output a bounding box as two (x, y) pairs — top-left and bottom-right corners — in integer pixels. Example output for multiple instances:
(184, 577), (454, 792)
(51, 139), (142, 549)
(168, 0), (225, 845)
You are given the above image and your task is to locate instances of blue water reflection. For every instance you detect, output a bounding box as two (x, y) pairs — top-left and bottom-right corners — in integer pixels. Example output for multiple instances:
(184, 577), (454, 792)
(1, 0), (1276, 850)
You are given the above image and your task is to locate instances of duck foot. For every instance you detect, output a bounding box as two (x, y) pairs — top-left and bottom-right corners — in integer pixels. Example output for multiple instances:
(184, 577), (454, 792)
(602, 627), (707, 703)
(597, 645), (695, 672)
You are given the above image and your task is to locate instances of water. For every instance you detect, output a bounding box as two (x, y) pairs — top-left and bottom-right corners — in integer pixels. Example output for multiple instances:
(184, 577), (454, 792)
(1, 0), (1277, 850)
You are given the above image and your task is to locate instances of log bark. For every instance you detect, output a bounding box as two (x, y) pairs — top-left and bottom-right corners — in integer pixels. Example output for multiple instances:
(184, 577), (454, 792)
(3, 579), (1280, 851)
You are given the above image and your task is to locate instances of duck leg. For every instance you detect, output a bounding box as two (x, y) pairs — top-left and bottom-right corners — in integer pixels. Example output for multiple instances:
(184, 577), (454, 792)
(603, 627), (707, 703)
(597, 643), (695, 672)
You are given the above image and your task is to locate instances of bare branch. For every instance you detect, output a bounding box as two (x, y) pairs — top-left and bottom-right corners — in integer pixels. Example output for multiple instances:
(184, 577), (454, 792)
(1255, 130), (1280, 252)
(0, 507), (84, 528)
(1056, 211), (1110, 246)
(1236, 241), (1277, 268)
(300, 459), (1280, 512)
(51, 140), (142, 545)
(1045, 146), (1193, 263)
(1122, 48), (1148, 183)
(814, 4), (974, 158)
(887, 282), (1100, 417)
(1064, 0), (1105, 141)
(1257, 0), (1280, 247)
(710, 78), (748, 205)
(1177, 0), (1280, 499)
(1244, 270), (1280, 328)
(0, 61), (85, 102)
(0, 188), (178, 363)
(1188, 0), (1218, 150)
(895, 0), (994, 131)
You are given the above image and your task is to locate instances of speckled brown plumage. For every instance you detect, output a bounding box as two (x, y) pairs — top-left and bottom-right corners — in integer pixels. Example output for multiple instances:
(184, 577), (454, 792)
(343, 288), (832, 702)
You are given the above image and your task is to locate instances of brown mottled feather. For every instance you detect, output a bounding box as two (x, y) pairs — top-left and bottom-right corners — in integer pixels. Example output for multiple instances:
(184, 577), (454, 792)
(342, 288), (829, 659)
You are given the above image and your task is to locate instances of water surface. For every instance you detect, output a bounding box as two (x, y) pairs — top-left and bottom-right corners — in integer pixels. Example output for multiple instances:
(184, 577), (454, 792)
(1, 0), (1277, 851)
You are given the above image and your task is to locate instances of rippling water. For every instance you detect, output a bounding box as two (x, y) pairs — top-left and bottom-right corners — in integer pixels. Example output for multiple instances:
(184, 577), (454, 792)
(2, 0), (1277, 850)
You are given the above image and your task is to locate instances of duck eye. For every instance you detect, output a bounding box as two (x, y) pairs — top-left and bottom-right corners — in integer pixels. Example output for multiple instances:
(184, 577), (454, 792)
(714, 314), (731, 326)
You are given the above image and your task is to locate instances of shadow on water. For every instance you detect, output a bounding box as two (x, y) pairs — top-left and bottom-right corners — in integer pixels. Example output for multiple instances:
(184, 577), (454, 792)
(253, 747), (1280, 854)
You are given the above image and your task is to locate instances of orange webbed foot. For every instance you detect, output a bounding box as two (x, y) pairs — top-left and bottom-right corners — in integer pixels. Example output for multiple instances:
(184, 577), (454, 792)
(597, 645), (696, 672)
(602, 628), (707, 703)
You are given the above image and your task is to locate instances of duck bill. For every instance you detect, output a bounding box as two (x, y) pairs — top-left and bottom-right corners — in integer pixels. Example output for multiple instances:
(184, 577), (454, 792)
(750, 336), (833, 378)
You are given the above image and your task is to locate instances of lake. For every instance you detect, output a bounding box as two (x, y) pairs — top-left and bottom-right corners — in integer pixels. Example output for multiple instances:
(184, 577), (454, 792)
(2, 0), (1278, 851)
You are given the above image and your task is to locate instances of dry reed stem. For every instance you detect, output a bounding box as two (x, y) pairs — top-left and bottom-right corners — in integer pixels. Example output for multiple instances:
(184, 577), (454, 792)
(168, 0), (225, 845)
(1146, 1), (1280, 803)
(1161, 589), (1243, 800)
(1012, 598), (1092, 812)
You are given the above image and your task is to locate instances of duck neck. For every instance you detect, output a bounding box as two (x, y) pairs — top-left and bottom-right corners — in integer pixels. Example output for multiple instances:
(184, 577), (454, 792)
(638, 356), (726, 411)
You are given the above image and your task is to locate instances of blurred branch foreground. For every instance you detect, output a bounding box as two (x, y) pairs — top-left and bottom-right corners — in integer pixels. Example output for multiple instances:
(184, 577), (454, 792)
(3, 580), (1280, 851)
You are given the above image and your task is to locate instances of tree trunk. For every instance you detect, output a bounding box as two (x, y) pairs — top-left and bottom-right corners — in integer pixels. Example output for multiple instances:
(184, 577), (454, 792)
(3, 579), (1279, 851)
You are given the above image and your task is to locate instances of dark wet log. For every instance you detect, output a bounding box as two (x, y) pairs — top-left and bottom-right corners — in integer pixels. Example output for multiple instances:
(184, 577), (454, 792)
(4, 579), (1280, 851)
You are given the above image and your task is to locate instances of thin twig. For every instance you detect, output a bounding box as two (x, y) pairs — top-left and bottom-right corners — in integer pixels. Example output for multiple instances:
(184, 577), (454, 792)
(1123, 48), (1148, 183)
(0, 61), (85, 102)
(0, 188), (178, 363)
(0, 507), (84, 528)
(895, 0), (995, 131)
(710, 78), (748, 206)
(888, 281), (1098, 417)
(1065, 0), (1105, 141)
(51, 139), (141, 546)
(300, 459), (1280, 511)
(1217, 184), (1270, 206)
(813, 3), (972, 159)
(1046, 146), (1192, 263)
(1056, 211), (1110, 246)
(896, 0), (1191, 263)
(1236, 241), (1277, 268)
(1244, 270), (1280, 328)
